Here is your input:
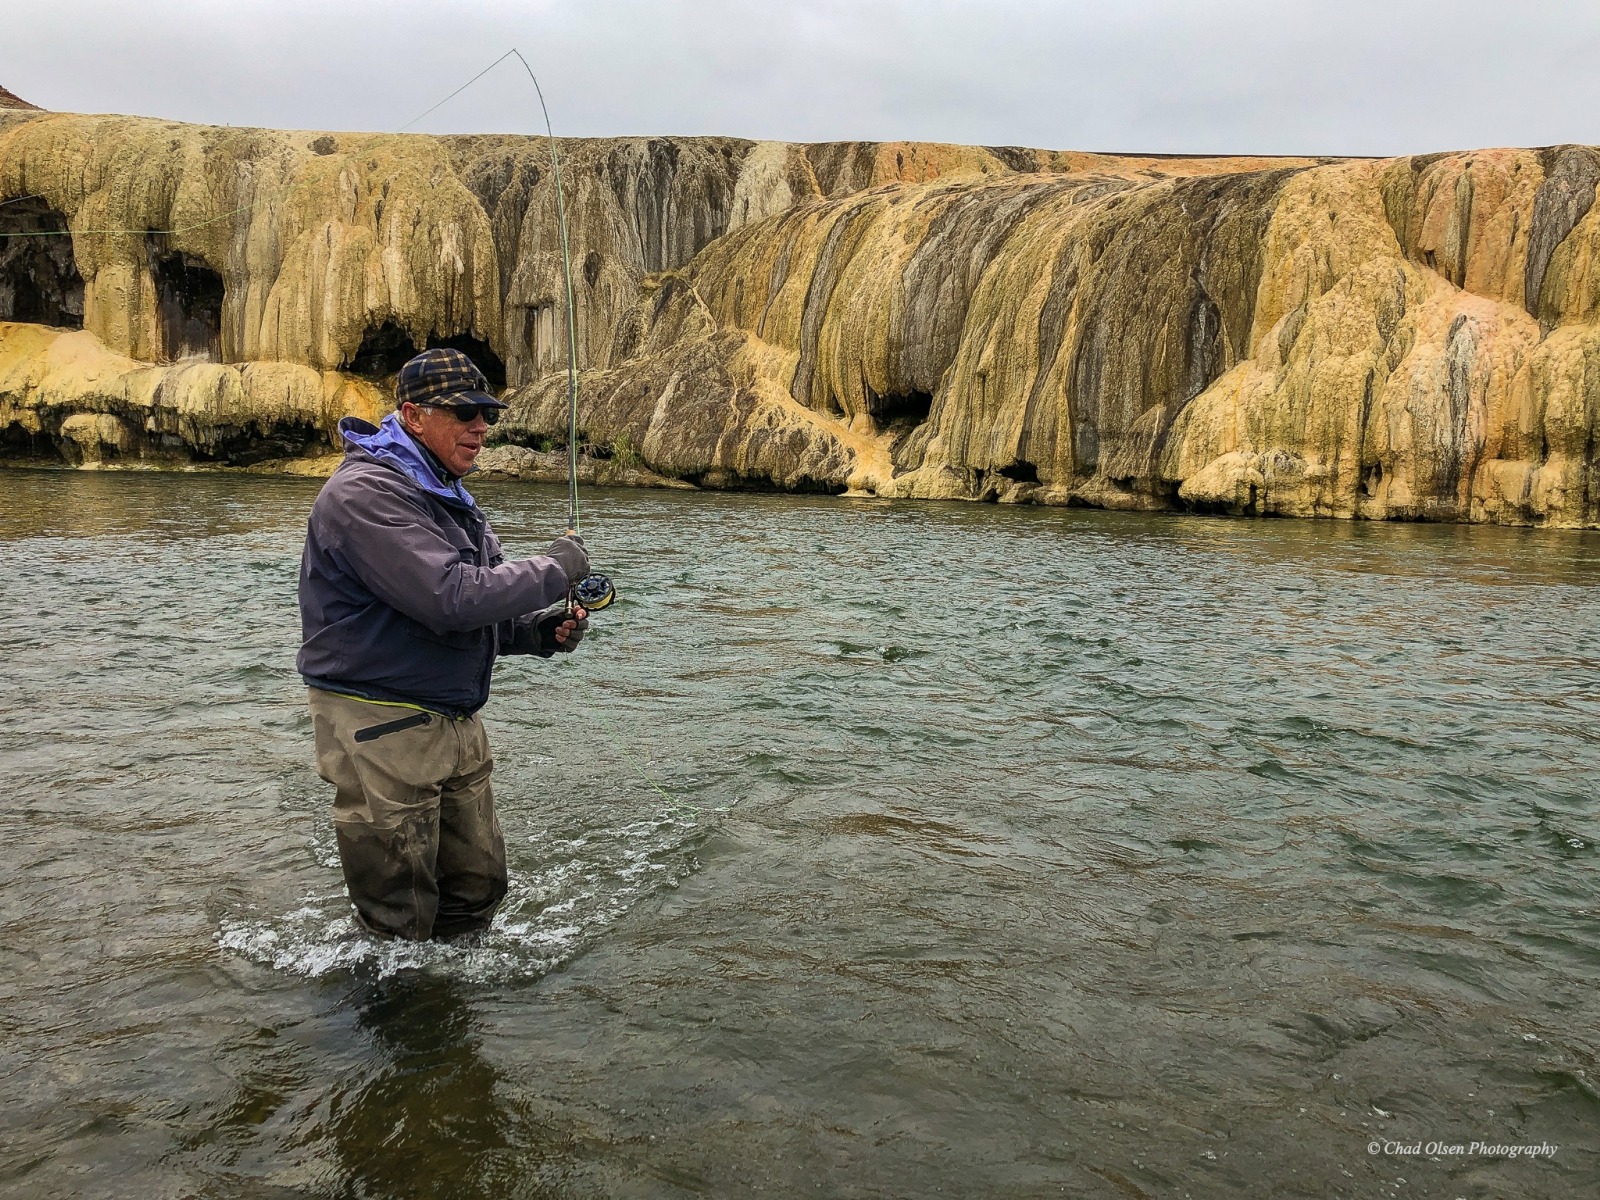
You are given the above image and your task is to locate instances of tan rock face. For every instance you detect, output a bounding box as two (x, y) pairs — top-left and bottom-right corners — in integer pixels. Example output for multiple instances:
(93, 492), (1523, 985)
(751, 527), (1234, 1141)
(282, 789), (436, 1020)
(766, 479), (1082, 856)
(0, 321), (386, 466)
(574, 150), (1600, 524)
(0, 105), (1596, 525)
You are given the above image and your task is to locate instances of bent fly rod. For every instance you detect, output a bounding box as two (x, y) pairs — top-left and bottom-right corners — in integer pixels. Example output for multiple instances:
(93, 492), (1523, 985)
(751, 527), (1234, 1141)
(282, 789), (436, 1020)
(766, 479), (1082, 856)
(513, 51), (615, 615)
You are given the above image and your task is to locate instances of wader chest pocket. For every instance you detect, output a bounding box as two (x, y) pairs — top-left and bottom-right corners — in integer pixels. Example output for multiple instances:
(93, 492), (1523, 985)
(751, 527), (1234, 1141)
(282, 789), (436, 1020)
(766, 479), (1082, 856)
(354, 711), (433, 742)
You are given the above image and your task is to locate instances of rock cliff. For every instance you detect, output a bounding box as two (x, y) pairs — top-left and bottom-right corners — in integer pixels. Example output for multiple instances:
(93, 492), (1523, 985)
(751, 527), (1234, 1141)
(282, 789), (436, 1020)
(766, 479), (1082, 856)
(0, 86), (41, 111)
(2, 100), (1597, 526)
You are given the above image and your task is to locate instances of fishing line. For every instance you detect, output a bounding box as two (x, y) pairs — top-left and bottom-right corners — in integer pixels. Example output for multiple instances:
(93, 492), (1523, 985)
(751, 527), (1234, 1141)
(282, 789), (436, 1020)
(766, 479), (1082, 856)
(396, 49), (520, 135)
(589, 700), (710, 822)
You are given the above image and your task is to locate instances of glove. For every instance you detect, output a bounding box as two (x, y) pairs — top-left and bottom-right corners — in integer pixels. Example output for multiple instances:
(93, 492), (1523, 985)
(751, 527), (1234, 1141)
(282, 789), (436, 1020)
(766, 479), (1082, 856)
(531, 600), (587, 655)
(543, 533), (589, 586)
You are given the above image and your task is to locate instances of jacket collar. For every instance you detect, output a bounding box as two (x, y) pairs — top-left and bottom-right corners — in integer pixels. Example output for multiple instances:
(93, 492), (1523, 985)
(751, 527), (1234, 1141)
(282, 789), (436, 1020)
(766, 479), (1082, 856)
(337, 413), (478, 510)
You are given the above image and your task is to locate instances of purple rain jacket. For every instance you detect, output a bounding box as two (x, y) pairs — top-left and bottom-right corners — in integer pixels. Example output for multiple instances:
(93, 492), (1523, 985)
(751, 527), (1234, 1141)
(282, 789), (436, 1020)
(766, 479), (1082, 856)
(297, 413), (570, 716)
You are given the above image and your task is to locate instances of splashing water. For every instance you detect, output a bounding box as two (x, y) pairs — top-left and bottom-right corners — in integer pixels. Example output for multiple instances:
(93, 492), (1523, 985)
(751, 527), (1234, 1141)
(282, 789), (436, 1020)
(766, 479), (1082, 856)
(216, 808), (711, 980)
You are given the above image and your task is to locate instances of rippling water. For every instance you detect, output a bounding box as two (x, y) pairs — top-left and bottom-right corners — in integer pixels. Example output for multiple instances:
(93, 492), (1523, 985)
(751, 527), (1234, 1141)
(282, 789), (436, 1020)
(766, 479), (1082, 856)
(2, 467), (1597, 1198)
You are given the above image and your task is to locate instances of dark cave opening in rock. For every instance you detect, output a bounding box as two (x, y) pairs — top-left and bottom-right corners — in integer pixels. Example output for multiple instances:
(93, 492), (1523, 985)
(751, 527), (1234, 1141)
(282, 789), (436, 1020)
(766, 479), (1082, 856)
(147, 235), (223, 361)
(428, 332), (505, 387)
(192, 421), (326, 468)
(998, 460), (1040, 485)
(1362, 461), (1384, 497)
(348, 321), (419, 379)
(0, 419), (50, 460)
(868, 389), (933, 428)
(347, 321), (506, 387)
(0, 198), (85, 328)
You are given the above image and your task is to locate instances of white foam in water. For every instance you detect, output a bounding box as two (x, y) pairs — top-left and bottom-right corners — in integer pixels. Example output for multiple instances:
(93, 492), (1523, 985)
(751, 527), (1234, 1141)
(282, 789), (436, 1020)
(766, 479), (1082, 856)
(217, 809), (708, 981)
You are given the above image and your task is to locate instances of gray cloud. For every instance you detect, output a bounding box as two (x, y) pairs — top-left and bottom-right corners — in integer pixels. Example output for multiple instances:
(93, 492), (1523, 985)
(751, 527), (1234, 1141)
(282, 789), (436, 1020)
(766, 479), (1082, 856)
(4, 0), (1598, 155)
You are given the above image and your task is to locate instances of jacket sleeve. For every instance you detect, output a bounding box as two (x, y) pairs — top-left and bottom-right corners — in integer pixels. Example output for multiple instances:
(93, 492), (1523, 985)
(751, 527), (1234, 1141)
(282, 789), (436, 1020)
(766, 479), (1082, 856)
(498, 613), (556, 658)
(325, 471), (570, 634)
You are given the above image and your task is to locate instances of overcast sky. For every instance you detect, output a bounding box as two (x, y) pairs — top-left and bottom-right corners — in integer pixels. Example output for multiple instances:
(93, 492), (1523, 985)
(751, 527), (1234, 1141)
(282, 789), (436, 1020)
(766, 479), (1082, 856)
(5, 0), (1599, 157)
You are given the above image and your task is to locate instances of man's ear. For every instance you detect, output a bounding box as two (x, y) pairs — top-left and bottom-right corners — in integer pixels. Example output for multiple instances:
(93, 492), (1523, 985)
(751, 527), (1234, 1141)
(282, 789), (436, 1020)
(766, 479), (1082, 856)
(397, 403), (422, 434)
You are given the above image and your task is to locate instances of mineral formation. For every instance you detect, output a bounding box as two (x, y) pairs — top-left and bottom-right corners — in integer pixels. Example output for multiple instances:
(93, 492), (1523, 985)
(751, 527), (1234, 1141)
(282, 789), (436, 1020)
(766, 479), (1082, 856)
(2, 96), (1597, 526)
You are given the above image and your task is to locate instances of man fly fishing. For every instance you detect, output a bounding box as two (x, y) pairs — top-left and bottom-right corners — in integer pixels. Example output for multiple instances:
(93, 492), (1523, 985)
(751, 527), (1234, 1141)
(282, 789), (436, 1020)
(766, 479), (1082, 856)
(296, 348), (590, 941)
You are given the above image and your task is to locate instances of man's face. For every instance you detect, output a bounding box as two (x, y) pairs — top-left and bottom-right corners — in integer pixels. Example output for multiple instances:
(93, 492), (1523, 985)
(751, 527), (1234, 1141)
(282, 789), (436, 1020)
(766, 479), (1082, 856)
(400, 402), (489, 477)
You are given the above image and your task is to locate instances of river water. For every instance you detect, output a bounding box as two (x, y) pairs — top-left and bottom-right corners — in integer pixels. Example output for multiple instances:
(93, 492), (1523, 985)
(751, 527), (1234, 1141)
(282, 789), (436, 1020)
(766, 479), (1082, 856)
(1, 468), (1596, 1199)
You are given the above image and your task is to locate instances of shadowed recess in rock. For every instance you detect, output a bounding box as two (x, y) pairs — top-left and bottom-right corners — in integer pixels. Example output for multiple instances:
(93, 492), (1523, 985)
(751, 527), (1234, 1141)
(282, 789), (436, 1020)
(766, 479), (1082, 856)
(0, 197), (83, 329)
(346, 322), (505, 388)
(147, 234), (223, 362)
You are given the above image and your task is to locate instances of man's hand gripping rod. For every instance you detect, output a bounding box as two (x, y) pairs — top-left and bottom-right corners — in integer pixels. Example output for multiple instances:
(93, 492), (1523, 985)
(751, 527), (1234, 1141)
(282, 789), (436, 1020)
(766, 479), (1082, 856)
(566, 530), (617, 615)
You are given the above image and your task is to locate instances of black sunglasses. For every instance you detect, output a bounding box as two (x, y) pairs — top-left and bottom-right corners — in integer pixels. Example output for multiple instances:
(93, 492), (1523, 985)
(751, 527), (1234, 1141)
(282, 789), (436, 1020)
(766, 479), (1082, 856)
(415, 401), (501, 425)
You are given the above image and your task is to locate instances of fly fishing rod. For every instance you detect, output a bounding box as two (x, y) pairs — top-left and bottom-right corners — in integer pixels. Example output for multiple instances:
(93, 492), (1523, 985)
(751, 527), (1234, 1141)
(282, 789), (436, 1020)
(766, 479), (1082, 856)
(514, 51), (616, 615)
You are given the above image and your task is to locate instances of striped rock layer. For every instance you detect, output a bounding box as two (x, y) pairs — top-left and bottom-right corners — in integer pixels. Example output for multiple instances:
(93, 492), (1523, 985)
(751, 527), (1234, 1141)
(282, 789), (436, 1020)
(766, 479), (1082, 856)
(2, 105), (1598, 526)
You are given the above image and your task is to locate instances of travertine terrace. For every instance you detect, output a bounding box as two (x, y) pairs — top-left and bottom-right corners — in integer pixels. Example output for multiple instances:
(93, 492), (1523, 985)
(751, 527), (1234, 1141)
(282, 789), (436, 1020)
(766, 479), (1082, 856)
(3, 94), (1598, 525)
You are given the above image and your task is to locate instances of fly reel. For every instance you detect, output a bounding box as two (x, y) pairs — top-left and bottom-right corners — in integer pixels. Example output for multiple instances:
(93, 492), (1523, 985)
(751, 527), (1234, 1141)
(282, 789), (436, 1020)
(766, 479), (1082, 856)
(573, 571), (616, 612)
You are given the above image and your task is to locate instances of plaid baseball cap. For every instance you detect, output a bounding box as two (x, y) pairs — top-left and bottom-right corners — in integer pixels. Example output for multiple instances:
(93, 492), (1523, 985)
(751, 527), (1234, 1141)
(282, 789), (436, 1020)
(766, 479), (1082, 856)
(395, 348), (508, 410)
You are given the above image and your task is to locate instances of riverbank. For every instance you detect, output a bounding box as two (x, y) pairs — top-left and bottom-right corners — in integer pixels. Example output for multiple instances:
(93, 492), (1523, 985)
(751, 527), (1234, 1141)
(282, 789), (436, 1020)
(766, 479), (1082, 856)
(0, 447), (696, 490)
(5, 440), (1597, 527)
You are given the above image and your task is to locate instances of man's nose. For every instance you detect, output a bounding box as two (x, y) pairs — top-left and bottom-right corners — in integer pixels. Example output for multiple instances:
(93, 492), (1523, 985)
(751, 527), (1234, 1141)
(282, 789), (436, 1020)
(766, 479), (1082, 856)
(468, 412), (489, 432)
